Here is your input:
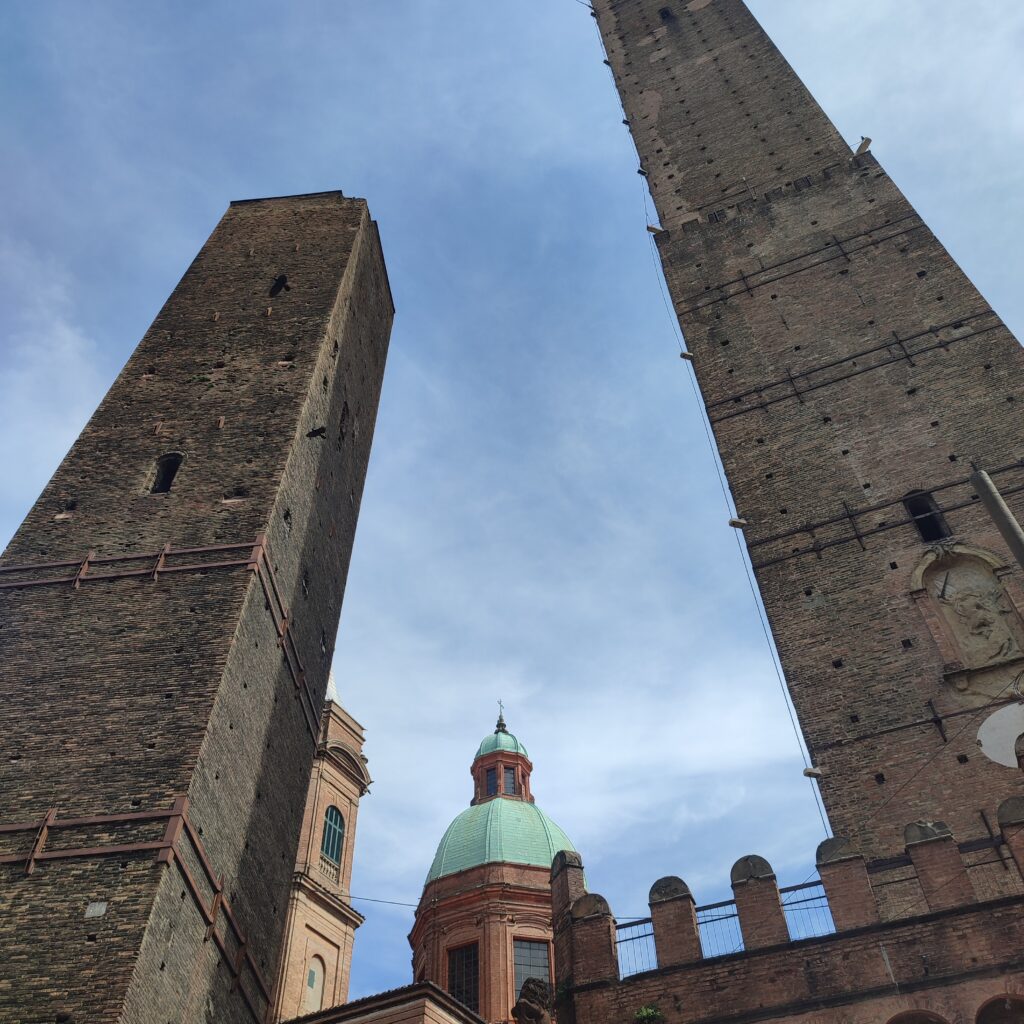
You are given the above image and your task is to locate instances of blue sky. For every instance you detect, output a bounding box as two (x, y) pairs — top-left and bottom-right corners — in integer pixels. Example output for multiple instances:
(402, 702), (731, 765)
(3, 0), (1024, 1000)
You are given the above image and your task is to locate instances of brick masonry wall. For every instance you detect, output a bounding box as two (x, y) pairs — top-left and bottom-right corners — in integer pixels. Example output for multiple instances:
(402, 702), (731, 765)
(410, 862), (556, 1024)
(0, 192), (393, 1022)
(593, 0), (1024, 875)
(572, 905), (1024, 1024)
(556, 849), (1024, 1024)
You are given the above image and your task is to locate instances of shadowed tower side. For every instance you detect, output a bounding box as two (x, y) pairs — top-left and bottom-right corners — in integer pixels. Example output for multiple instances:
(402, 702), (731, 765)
(593, 0), (1024, 912)
(0, 191), (393, 1022)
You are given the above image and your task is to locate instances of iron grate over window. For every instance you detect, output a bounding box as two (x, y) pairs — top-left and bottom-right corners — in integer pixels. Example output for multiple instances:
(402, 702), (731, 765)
(504, 766), (517, 795)
(448, 943), (479, 1013)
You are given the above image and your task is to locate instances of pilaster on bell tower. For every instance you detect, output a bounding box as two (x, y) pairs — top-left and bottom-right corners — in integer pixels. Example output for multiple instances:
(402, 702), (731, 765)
(593, 0), (1024, 911)
(0, 191), (393, 1022)
(272, 694), (372, 1020)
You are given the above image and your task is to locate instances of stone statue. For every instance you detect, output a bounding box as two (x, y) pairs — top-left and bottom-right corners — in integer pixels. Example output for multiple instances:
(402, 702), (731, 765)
(512, 978), (552, 1024)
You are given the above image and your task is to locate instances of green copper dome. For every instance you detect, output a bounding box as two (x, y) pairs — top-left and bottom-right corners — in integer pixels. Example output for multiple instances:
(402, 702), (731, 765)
(474, 729), (529, 760)
(426, 798), (576, 884)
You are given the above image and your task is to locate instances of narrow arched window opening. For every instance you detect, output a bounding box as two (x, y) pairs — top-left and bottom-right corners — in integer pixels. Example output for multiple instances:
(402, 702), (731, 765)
(320, 806), (345, 865)
(151, 453), (183, 494)
(302, 955), (326, 1013)
(903, 490), (950, 542)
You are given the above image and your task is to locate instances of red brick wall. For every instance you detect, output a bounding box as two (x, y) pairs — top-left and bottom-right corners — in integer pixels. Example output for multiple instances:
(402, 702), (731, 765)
(411, 862), (556, 1023)
(555, 840), (1024, 1024)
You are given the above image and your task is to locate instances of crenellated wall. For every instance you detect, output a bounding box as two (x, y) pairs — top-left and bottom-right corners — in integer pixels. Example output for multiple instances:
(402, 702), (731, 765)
(552, 797), (1024, 1024)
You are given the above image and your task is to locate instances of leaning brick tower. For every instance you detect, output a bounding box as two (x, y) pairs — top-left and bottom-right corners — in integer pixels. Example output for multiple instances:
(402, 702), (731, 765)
(0, 192), (393, 1022)
(593, 0), (1024, 908)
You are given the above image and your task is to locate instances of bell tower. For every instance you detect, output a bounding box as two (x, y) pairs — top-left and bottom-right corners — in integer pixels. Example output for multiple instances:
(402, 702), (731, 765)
(593, 0), (1024, 907)
(272, 695), (372, 1020)
(0, 191), (393, 1022)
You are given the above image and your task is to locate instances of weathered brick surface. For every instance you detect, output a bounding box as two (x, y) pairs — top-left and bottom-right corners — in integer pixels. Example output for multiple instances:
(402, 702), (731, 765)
(593, 0), (1024, 884)
(556, 846), (1024, 1024)
(570, 897), (1024, 1024)
(0, 192), (393, 1022)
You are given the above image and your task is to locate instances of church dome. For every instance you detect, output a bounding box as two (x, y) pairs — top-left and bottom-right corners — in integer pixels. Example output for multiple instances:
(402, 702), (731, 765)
(474, 728), (529, 760)
(426, 798), (575, 883)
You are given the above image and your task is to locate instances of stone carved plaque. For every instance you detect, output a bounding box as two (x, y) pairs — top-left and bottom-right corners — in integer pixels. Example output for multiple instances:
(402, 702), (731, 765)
(925, 557), (1022, 668)
(914, 546), (1024, 706)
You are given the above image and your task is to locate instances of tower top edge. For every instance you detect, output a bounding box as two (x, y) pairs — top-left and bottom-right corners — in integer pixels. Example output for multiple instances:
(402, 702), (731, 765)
(228, 189), (367, 207)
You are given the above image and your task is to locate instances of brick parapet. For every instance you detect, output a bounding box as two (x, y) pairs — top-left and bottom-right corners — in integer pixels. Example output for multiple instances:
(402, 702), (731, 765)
(558, 842), (1024, 1024)
(557, 819), (1014, 994)
(730, 856), (788, 949)
(904, 824), (977, 913)
(648, 877), (701, 968)
(568, 899), (1024, 1024)
(568, 895), (618, 987)
(815, 839), (880, 931)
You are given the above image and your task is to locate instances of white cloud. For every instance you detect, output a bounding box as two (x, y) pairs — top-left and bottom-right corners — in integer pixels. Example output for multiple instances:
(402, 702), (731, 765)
(0, 243), (107, 549)
(4, 0), (1021, 1004)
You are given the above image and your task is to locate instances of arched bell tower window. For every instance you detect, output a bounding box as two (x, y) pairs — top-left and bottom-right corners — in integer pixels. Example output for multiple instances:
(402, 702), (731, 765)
(904, 490), (951, 542)
(151, 452), (184, 494)
(320, 806), (345, 865)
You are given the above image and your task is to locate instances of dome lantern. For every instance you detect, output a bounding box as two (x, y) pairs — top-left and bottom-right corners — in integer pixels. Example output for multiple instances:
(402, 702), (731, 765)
(471, 713), (534, 805)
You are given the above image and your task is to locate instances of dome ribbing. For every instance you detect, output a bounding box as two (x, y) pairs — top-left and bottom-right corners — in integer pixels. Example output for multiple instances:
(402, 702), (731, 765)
(425, 798), (575, 883)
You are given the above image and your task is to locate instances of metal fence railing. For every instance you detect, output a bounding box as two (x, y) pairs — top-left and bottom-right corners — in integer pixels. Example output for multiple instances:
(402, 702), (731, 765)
(615, 918), (657, 978)
(696, 898), (744, 958)
(780, 880), (835, 941)
(614, 878), (836, 978)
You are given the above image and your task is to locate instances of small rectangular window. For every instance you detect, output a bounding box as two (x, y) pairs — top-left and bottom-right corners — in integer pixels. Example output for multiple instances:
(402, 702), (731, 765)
(708, 208), (727, 223)
(903, 490), (951, 542)
(513, 940), (551, 999)
(486, 767), (498, 796)
(794, 176), (813, 192)
(448, 943), (480, 1012)
(504, 766), (517, 795)
(151, 452), (183, 494)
